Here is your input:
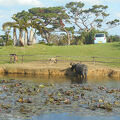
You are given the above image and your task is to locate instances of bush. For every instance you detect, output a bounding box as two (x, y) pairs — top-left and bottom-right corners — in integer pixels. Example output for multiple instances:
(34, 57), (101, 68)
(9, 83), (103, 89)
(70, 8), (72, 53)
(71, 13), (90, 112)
(38, 41), (46, 45)
(80, 29), (108, 44)
(6, 39), (13, 46)
(108, 35), (120, 42)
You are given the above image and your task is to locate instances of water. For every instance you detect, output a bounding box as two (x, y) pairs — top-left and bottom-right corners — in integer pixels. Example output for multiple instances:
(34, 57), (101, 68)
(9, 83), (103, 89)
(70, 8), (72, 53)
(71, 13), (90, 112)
(0, 74), (120, 120)
(31, 113), (120, 120)
(1, 74), (120, 88)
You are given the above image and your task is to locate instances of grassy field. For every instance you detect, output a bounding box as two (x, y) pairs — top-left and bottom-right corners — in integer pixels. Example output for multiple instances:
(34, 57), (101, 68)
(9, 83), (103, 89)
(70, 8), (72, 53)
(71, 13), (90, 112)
(0, 42), (120, 67)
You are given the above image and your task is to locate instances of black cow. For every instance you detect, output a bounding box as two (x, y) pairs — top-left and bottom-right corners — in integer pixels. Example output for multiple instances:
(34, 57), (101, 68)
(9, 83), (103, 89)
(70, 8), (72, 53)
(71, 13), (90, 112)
(70, 63), (88, 79)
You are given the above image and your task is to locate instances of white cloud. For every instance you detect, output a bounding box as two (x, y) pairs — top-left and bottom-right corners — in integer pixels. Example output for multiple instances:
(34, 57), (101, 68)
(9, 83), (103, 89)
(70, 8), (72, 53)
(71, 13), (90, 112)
(0, 15), (4, 19)
(52, 0), (103, 5)
(116, 13), (120, 19)
(52, 0), (120, 5)
(0, 0), (42, 6)
(0, 10), (6, 19)
(73, 0), (103, 5)
(82, 0), (103, 5)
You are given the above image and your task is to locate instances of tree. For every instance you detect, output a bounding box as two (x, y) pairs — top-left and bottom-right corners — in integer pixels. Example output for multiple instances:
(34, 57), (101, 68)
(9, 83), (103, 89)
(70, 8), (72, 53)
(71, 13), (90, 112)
(58, 33), (68, 45)
(106, 19), (120, 30)
(14, 10), (33, 45)
(108, 35), (120, 42)
(12, 14), (29, 46)
(59, 19), (74, 45)
(0, 33), (13, 46)
(29, 7), (69, 44)
(66, 2), (109, 33)
(2, 22), (18, 46)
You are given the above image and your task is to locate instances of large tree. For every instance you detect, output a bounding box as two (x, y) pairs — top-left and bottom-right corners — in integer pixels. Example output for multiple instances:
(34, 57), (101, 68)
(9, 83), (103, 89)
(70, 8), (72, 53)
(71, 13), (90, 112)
(14, 10), (33, 45)
(12, 15), (27, 46)
(29, 7), (70, 44)
(2, 22), (18, 46)
(66, 2), (109, 33)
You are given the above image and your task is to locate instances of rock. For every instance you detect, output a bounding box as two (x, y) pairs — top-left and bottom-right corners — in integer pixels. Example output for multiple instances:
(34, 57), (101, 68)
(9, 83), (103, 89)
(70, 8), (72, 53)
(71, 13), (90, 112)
(64, 99), (71, 104)
(39, 84), (45, 88)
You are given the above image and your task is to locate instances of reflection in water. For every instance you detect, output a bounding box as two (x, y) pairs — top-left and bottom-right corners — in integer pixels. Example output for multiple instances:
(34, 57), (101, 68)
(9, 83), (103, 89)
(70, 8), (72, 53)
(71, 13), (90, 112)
(0, 74), (70, 84)
(0, 74), (120, 87)
(70, 76), (87, 84)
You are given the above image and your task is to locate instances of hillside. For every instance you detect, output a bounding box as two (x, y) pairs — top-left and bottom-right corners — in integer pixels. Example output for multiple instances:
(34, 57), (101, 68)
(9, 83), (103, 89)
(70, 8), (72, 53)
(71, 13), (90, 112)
(0, 42), (120, 66)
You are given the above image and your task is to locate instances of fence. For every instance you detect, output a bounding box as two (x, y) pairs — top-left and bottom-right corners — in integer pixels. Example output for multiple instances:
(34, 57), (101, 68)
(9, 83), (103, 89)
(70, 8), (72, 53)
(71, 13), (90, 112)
(0, 54), (120, 65)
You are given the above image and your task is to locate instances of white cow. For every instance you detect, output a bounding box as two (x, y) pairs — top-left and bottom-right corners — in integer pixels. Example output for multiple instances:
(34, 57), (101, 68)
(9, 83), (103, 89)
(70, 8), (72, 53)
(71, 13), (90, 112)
(49, 57), (57, 63)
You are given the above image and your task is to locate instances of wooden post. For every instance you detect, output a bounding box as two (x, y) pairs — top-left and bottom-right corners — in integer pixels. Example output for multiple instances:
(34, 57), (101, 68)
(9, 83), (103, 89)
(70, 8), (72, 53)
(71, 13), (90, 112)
(14, 54), (16, 63)
(10, 54), (16, 63)
(22, 55), (24, 63)
(10, 54), (12, 63)
(92, 56), (95, 66)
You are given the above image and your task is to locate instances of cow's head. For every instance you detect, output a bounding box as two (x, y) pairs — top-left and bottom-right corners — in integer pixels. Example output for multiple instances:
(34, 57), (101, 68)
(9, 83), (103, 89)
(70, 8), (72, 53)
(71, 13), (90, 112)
(70, 62), (76, 71)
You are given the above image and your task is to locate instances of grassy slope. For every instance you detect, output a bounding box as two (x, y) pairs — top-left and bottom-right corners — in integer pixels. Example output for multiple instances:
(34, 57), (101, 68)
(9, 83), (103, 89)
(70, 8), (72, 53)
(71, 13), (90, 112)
(0, 42), (120, 66)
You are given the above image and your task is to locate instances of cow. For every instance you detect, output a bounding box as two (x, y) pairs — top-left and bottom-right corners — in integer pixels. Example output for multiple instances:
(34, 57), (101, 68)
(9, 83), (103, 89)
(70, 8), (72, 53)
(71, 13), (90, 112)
(49, 57), (57, 63)
(70, 62), (88, 79)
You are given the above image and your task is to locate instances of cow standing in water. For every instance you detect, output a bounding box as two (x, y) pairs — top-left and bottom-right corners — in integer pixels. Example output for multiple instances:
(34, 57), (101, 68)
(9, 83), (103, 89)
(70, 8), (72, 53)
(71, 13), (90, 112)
(70, 63), (88, 79)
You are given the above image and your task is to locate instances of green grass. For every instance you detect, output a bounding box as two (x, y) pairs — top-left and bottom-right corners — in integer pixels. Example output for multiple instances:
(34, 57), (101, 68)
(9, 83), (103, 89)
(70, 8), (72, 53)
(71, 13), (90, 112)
(0, 42), (120, 67)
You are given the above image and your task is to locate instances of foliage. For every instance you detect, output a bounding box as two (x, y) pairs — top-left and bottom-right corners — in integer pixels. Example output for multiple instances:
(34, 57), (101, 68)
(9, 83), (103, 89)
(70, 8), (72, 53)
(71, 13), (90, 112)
(106, 19), (120, 30)
(66, 2), (109, 32)
(38, 40), (46, 45)
(79, 29), (108, 44)
(6, 39), (13, 46)
(108, 35), (120, 42)
(29, 7), (69, 44)
(70, 29), (108, 45)
(1, 1), (120, 46)
(0, 36), (5, 46)
(0, 34), (13, 46)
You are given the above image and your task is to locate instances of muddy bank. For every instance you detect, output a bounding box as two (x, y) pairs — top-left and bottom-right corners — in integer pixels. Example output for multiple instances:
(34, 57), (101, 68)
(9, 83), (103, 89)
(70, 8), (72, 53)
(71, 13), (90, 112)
(0, 62), (120, 78)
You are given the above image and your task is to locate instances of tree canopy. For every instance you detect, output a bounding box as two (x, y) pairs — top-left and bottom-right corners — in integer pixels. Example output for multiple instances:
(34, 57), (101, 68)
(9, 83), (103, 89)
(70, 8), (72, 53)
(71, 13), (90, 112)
(1, 1), (120, 46)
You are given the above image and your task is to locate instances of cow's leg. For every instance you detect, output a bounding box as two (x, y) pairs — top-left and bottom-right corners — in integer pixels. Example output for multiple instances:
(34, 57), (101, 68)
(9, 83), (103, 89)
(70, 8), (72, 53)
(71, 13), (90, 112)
(85, 73), (87, 79)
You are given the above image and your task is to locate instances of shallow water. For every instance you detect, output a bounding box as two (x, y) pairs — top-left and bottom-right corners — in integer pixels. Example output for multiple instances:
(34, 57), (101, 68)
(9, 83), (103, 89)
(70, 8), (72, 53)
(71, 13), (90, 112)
(31, 113), (120, 120)
(0, 74), (120, 120)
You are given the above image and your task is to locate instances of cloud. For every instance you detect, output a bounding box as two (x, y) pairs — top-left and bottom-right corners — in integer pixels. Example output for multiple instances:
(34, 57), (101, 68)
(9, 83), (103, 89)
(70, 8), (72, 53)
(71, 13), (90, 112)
(0, 0), (42, 6)
(0, 9), (18, 24)
(116, 13), (120, 19)
(72, 0), (102, 5)
(106, 0), (120, 2)
(52, 0), (103, 5)
(82, 0), (103, 5)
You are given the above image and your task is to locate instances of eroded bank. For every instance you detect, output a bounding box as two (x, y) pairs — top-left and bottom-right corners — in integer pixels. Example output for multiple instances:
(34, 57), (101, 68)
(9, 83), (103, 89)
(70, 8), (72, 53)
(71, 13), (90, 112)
(0, 62), (120, 79)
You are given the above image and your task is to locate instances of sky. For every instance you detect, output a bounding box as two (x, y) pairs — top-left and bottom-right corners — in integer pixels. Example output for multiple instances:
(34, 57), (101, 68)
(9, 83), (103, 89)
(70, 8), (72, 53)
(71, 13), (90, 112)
(0, 0), (120, 36)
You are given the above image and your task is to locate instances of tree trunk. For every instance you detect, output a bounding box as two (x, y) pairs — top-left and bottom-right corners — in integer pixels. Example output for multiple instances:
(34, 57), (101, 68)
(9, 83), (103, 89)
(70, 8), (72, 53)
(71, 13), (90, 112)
(72, 33), (74, 41)
(19, 29), (24, 46)
(13, 28), (17, 46)
(28, 28), (34, 45)
(63, 28), (70, 45)
(24, 30), (28, 45)
(32, 33), (36, 44)
(45, 32), (51, 44)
